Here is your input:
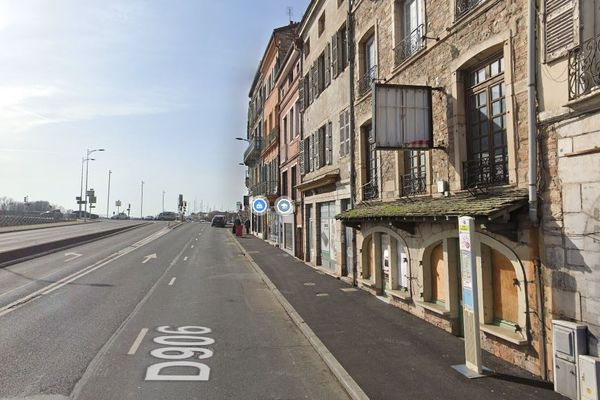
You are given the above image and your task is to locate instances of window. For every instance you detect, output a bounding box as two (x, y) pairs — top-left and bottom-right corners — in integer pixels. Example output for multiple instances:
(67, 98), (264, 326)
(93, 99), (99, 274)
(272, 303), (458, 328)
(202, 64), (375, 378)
(318, 13), (325, 37)
(295, 101), (301, 137)
(463, 55), (508, 189)
(291, 166), (297, 201)
(545, 0), (578, 60)
(282, 170), (288, 197)
(289, 107), (294, 143)
(455, 0), (483, 19)
(339, 109), (350, 157)
(395, 0), (425, 64)
(304, 38), (310, 58)
(326, 122), (333, 165)
(362, 124), (378, 200)
(331, 24), (348, 79)
(317, 52), (325, 94)
(359, 35), (376, 95)
(403, 151), (426, 195)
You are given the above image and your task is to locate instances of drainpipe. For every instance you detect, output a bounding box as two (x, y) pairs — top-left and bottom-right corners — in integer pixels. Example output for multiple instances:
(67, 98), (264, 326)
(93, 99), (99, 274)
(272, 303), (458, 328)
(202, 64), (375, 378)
(347, 0), (358, 286)
(528, 0), (548, 380)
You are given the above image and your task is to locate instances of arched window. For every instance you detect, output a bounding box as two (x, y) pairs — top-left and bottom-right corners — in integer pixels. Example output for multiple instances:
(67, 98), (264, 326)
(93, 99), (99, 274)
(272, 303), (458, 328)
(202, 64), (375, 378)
(491, 248), (518, 326)
(430, 243), (445, 304)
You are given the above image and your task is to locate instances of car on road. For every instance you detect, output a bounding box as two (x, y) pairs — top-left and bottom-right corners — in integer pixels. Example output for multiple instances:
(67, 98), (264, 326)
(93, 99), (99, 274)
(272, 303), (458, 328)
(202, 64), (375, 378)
(111, 212), (129, 220)
(40, 210), (64, 220)
(157, 211), (178, 221)
(143, 215), (154, 220)
(70, 211), (99, 219)
(211, 215), (226, 227)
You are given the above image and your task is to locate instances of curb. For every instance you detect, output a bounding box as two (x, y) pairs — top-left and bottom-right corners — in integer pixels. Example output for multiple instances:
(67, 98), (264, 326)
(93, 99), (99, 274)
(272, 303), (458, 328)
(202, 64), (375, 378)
(230, 232), (369, 400)
(0, 220), (98, 235)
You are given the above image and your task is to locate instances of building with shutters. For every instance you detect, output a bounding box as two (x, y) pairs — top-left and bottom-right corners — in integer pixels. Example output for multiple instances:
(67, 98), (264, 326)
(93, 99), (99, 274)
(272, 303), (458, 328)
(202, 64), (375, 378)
(335, 0), (551, 377)
(537, 0), (600, 363)
(276, 44), (304, 258)
(297, 0), (355, 276)
(244, 23), (297, 241)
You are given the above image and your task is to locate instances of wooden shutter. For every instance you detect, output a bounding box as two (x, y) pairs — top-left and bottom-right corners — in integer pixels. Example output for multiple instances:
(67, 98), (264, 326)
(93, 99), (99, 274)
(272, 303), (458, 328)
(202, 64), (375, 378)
(325, 43), (331, 87)
(309, 133), (315, 171)
(305, 139), (311, 173)
(318, 127), (326, 168)
(339, 111), (345, 156)
(544, 0), (579, 60)
(313, 62), (319, 99)
(313, 131), (320, 169)
(298, 76), (305, 112)
(326, 122), (333, 165)
(300, 138), (305, 175)
(331, 33), (339, 78)
(308, 67), (314, 104)
(345, 109), (350, 157)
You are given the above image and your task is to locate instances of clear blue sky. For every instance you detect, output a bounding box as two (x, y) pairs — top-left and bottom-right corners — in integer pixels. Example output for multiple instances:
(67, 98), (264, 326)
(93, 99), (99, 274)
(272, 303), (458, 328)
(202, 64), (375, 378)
(0, 0), (308, 215)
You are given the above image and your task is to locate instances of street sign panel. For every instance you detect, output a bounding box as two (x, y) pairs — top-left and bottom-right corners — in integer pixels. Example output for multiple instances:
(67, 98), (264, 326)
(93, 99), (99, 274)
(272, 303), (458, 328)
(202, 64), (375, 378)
(251, 196), (268, 215)
(275, 197), (294, 216)
(115, 200), (122, 207)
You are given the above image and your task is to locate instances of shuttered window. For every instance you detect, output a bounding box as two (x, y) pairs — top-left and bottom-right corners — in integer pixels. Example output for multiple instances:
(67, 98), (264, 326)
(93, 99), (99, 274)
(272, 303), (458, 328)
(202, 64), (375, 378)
(326, 122), (333, 165)
(300, 138), (306, 175)
(298, 76), (305, 112)
(332, 33), (339, 78)
(544, 0), (579, 60)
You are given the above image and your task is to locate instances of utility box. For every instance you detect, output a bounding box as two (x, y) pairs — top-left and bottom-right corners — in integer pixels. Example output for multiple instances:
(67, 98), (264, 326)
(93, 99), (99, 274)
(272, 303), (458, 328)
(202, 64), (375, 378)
(553, 320), (588, 400)
(580, 355), (600, 400)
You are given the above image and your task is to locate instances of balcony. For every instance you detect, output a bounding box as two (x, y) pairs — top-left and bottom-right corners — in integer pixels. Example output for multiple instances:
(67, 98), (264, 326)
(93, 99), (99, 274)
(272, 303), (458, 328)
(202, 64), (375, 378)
(462, 155), (508, 189)
(362, 180), (379, 201)
(455, 0), (483, 19)
(243, 137), (263, 165)
(402, 173), (427, 196)
(263, 127), (279, 152)
(250, 180), (279, 197)
(358, 65), (377, 97)
(395, 25), (425, 66)
(568, 34), (600, 100)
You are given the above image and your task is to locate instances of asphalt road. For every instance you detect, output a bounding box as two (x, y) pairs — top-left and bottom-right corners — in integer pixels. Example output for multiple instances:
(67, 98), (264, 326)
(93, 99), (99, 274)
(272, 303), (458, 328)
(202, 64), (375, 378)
(0, 223), (348, 400)
(0, 220), (143, 252)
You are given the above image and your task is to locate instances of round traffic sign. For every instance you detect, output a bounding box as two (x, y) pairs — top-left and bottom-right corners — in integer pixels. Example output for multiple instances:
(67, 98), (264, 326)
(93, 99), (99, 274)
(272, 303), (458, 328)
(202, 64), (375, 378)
(251, 196), (268, 215)
(275, 197), (294, 216)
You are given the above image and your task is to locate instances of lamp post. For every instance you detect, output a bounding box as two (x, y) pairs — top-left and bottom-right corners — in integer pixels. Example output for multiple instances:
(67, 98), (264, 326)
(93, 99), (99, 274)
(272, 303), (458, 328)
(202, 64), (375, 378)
(140, 180), (144, 219)
(106, 170), (112, 218)
(84, 148), (105, 221)
(235, 137), (249, 142)
(162, 190), (165, 213)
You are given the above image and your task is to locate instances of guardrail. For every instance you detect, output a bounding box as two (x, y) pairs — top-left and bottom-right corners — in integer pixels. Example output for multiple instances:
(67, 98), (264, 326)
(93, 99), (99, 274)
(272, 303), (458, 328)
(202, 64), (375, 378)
(0, 215), (76, 227)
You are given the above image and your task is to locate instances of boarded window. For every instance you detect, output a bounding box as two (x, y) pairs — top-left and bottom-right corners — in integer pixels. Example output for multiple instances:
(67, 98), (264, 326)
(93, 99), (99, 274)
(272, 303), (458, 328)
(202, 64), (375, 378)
(544, 0), (579, 60)
(491, 249), (518, 325)
(430, 243), (445, 303)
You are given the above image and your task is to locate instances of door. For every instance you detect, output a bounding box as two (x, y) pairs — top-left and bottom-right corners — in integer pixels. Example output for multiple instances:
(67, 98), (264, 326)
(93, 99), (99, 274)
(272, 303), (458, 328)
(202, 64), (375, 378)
(381, 234), (390, 293)
(306, 205), (312, 262)
(344, 227), (353, 277)
(319, 202), (335, 272)
(396, 241), (408, 290)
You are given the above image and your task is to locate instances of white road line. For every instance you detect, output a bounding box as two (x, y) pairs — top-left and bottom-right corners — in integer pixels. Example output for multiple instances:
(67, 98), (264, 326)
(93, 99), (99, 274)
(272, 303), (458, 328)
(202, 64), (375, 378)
(168, 277), (176, 286)
(127, 328), (149, 355)
(183, 256), (188, 261)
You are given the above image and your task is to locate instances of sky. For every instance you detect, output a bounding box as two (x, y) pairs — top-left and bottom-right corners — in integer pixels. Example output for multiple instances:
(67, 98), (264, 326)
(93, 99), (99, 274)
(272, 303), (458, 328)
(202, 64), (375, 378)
(0, 0), (308, 216)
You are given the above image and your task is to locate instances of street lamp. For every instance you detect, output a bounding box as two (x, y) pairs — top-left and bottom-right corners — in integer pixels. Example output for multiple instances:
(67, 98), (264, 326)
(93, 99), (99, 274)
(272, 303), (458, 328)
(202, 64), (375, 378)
(84, 148), (105, 221)
(140, 180), (144, 219)
(106, 170), (112, 218)
(235, 137), (249, 142)
(162, 190), (166, 213)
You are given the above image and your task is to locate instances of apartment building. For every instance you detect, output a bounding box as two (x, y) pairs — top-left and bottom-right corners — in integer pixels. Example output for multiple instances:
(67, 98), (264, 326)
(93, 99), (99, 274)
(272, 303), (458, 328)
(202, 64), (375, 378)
(244, 23), (297, 240)
(336, 0), (546, 376)
(276, 45), (304, 257)
(297, 0), (354, 276)
(537, 0), (600, 359)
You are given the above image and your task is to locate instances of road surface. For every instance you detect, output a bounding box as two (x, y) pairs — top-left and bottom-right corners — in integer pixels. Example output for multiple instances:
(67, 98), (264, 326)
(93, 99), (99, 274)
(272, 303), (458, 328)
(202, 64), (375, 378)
(0, 222), (348, 400)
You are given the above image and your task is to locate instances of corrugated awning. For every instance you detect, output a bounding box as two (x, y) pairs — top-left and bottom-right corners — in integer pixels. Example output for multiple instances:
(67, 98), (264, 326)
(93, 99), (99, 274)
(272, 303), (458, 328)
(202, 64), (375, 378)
(336, 188), (528, 222)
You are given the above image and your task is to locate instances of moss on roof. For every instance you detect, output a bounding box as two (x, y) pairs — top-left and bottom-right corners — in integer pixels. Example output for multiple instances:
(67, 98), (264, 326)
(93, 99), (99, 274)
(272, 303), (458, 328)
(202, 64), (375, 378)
(336, 188), (528, 221)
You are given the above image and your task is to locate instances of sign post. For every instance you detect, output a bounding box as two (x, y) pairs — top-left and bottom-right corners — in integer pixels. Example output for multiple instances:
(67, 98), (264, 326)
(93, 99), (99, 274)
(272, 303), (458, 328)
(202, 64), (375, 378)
(452, 216), (488, 378)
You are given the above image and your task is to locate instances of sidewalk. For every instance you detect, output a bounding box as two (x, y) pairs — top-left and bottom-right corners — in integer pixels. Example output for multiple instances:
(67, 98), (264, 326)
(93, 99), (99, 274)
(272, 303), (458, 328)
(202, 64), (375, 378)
(234, 235), (565, 400)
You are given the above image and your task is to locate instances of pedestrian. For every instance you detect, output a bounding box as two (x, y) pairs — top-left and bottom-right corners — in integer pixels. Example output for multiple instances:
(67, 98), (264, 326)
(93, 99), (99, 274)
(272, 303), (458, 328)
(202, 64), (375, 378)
(244, 219), (250, 235)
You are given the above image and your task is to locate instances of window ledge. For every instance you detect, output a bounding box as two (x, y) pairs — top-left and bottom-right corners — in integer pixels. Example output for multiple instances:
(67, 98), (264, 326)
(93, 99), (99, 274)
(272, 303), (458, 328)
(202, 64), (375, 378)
(480, 324), (528, 345)
(358, 278), (376, 289)
(565, 87), (600, 112)
(387, 289), (411, 301)
(415, 301), (451, 316)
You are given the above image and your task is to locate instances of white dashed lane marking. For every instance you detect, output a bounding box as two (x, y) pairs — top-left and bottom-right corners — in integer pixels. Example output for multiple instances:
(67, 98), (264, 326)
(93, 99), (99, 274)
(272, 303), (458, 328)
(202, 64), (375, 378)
(168, 277), (176, 286)
(127, 328), (149, 355)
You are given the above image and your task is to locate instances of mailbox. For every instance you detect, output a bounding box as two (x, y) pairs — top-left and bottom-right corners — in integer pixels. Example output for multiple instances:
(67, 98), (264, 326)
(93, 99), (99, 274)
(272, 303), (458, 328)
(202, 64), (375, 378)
(553, 320), (588, 400)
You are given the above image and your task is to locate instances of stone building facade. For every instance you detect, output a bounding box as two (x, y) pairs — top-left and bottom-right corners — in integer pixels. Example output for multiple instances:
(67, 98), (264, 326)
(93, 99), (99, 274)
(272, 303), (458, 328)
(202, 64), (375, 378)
(297, 0), (354, 276)
(537, 0), (600, 359)
(337, 0), (548, 376)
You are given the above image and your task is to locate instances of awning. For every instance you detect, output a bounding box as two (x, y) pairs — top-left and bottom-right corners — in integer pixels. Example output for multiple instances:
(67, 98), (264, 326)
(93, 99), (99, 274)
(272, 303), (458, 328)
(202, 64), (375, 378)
(336, 188), (528, 223)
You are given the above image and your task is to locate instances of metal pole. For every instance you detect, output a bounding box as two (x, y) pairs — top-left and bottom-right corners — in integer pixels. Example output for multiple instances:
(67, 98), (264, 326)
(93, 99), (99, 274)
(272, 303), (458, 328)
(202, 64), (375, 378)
(106, 170), (112, 218)
(162, 190), (165, 213)
(84, 149), (90, 222)
(79, 157), (85, 214)
(347, 0), (358, 286)
(140, 180), (144, 219)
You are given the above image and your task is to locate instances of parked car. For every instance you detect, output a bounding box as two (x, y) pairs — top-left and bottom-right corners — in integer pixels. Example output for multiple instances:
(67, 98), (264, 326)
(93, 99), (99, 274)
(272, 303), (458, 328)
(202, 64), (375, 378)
(144, 215), (155, 220)
(157, 211), (178, 221)
(211, 215), (226, 227)
(111, 212), (129, 220)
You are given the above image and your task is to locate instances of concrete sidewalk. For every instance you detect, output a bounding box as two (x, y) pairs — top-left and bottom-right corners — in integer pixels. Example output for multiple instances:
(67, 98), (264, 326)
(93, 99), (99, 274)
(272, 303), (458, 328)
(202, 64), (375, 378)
(235, 235), (565, 400)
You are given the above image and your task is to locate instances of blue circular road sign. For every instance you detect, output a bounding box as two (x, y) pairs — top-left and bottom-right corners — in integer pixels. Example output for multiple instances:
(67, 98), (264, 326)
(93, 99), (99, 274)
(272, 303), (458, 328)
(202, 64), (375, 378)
(275, 197), (294, 216)
(251, 197), (268, 215)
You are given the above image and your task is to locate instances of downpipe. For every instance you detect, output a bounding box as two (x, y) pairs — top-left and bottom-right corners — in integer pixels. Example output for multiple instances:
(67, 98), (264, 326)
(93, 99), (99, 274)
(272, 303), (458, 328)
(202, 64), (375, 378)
(347, 0), (358, 286)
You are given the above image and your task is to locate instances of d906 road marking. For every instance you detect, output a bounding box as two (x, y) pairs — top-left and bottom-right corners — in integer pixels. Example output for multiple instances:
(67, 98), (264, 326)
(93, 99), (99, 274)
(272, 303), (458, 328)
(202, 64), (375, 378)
(145, 325), (214, 381)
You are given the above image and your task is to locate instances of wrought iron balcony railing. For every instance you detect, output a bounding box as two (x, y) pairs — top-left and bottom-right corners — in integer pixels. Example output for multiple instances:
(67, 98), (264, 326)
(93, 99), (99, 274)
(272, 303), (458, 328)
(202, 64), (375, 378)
(243, 137), (263, 164)
(402, 173), (427, 196)
(455, 0), (483, 19)
(263, 127), (279, 151)
(568, 34), (600, 100)
(358, 65), (377, 97)
(250, 180), (279, 197)
(362, 180), (379, 201)
(395, 25), (425, 65)
(462, 155), (508, 189)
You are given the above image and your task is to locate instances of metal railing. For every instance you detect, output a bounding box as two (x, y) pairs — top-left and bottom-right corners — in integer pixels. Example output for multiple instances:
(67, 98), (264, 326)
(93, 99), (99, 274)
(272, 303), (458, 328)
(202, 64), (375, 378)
(250, 180), (279, 197)
(568, 34), (600, 100)
(402, 173), (427, 196)
(362, 180), (379, 200)
(462, 155), (508, 189)
(395, 24), (425, 65)
(243, 137), (263, 164)
(265, 127), (279, 148)
(455, 0), (483, 19)
(0, 214), (76, 227)
(358, 65), (377, 97)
